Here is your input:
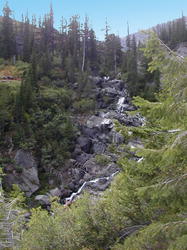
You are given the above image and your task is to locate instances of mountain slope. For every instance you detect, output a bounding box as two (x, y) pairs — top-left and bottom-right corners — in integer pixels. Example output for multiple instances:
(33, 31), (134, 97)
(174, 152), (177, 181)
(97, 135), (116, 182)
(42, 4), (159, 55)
(18, 33), (187, 250)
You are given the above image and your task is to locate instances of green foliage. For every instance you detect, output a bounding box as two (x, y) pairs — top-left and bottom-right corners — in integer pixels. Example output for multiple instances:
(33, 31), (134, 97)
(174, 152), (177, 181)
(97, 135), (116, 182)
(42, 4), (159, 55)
(94, 154), (111, 166)
(9, 184), (26, 208)
(20, 33), (187, 250)
(73, 98), (95, 113)
(0, 80), (20, 137)
(40, 87), (73, 109)
(113, 221), (187, 250)
(15, 60), (29, 76)
(104, 34), (122, 75)
(31, 109), (76, 170)
(20, 207), (61, 250)
(0, 7), (186, 250)
(0, 2), (16, 60)
(156, 15), (187, 49)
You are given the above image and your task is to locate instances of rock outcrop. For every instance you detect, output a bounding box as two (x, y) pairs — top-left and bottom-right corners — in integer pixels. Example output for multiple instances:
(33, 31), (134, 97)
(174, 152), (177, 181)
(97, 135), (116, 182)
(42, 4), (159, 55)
(4, 150), (40, 197)
(3, 77), (144, 204)
(33, 77), (144, 204)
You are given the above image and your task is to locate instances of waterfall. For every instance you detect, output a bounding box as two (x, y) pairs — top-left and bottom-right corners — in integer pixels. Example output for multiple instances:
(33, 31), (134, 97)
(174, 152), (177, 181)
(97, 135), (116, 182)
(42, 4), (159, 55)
(117, 97), (125, 113)
(65, 171), (119, 203)
(137, 157), (144, 163)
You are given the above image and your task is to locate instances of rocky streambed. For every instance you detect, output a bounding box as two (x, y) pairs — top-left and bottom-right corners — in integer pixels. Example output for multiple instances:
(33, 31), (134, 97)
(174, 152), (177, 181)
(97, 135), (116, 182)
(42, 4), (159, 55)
(3, 77), (145, 207)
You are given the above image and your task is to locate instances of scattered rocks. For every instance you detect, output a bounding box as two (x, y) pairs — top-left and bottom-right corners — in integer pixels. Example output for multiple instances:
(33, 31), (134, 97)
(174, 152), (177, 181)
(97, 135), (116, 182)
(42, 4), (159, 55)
(58, 77), (144, 201)
(7, 77), (144, 203)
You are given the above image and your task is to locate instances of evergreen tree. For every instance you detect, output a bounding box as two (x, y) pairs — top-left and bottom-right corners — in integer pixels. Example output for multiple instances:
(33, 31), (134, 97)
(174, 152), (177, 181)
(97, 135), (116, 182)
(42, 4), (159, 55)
(22, 15), (34, 62)
(104, 34), (122, 75)
(122, 33), (138, 95)
(67, 15), (81, 70)
(81, 16), (89, 72)
(88, 28), (98, 72)
(0, 2), (15, 59)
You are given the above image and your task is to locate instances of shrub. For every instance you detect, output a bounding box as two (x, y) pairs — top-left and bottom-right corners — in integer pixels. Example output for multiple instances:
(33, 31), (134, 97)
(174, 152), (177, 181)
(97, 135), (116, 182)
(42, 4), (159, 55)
(73, 98), (95, 113)
(94, 154), (111, 166)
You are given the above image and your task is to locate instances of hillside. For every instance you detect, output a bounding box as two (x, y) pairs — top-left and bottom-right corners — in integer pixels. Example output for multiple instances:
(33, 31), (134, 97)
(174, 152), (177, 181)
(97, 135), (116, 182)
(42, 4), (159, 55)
(13, 33), (187, 250)
(121, 15), (187, 53)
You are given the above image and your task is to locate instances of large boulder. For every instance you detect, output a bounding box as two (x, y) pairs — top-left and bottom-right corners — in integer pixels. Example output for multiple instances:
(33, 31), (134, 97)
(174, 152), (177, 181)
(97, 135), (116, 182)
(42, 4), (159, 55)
(110, 130), (124, 144)
(86, 115), (113, 132)
(92, 141), (106, 154)
(75, 152), (92, 165)
(89, 76), (103, 86)
(84, 158), (118, 178)
(102, 87), (118, 97)
(35, 195), (50, 206)
(4, 150), (40, 197)
(77, 136), (92, 153)
(85, 177), (111, 192)
(101, 79), (126, 91)
(49, 187), (61, 197)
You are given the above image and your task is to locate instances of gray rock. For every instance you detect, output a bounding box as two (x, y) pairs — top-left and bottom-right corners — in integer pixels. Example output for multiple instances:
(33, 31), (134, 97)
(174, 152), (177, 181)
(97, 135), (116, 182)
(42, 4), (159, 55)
(83, 173), (92, 181)
(176, 42), (187, 57)
(5, 150), (40, 197)
(35, 195), (50, 206)
(75, 153), (91, 164)
(128, 139), (144, 149)
(123, 104), (136, 111)
(101, 79), (126, 91)
(102, 87), (118, 97)
(92, 141), (106, 154)
(89, 76), (103, 86)
(86, 116), (113, 131)
(72, 145), (82, 157)
(77, 136), (92, 153)
(49, 188), (61, 197)
(110, 130), (124, 144)
(84, 159), (101, 176)
(86, 178), (110, 192)
(61, 189), (72, 198)
(71, 168), (84, 181)
(81, 126), (98, 138)
(84, 158), (118, 178)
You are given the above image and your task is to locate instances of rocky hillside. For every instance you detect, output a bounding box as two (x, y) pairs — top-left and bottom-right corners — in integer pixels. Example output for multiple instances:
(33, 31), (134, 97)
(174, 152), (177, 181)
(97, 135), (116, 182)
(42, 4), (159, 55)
(2, 76), (145, 207)
(14, 34), (187, 250)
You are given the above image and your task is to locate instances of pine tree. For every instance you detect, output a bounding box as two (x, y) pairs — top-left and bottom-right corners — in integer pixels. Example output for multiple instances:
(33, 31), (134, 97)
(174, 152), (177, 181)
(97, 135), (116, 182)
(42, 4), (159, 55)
(88, 28), (98, 72)
(81, 16), (89, 72)
(22, 15), (34, 62)
(0, 2), (16, 59)
(104, 34), (122, 75)
(67, 15), (81, 70)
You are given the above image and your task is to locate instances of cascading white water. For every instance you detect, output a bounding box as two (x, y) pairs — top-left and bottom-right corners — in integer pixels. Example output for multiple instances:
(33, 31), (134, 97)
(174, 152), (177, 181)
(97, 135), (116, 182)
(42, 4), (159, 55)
(64, 93), (146, 205)
(65, 171), (119, 203)
(117, 97), (125, 113)
(137, 157), (144, 163)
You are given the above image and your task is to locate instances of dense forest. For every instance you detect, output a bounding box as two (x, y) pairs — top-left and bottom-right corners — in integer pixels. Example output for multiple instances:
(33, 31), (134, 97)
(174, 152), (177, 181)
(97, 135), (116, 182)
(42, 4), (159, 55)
(0, 2), (187, 250)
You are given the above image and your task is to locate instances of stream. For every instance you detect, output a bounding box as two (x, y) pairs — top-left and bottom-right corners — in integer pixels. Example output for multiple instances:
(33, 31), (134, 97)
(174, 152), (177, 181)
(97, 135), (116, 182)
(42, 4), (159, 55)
(65, 171), (119, 203)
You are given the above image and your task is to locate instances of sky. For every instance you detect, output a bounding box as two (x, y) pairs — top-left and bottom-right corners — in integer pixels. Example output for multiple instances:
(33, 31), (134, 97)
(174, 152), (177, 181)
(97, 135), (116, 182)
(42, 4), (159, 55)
(1, 0), (187, 40)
